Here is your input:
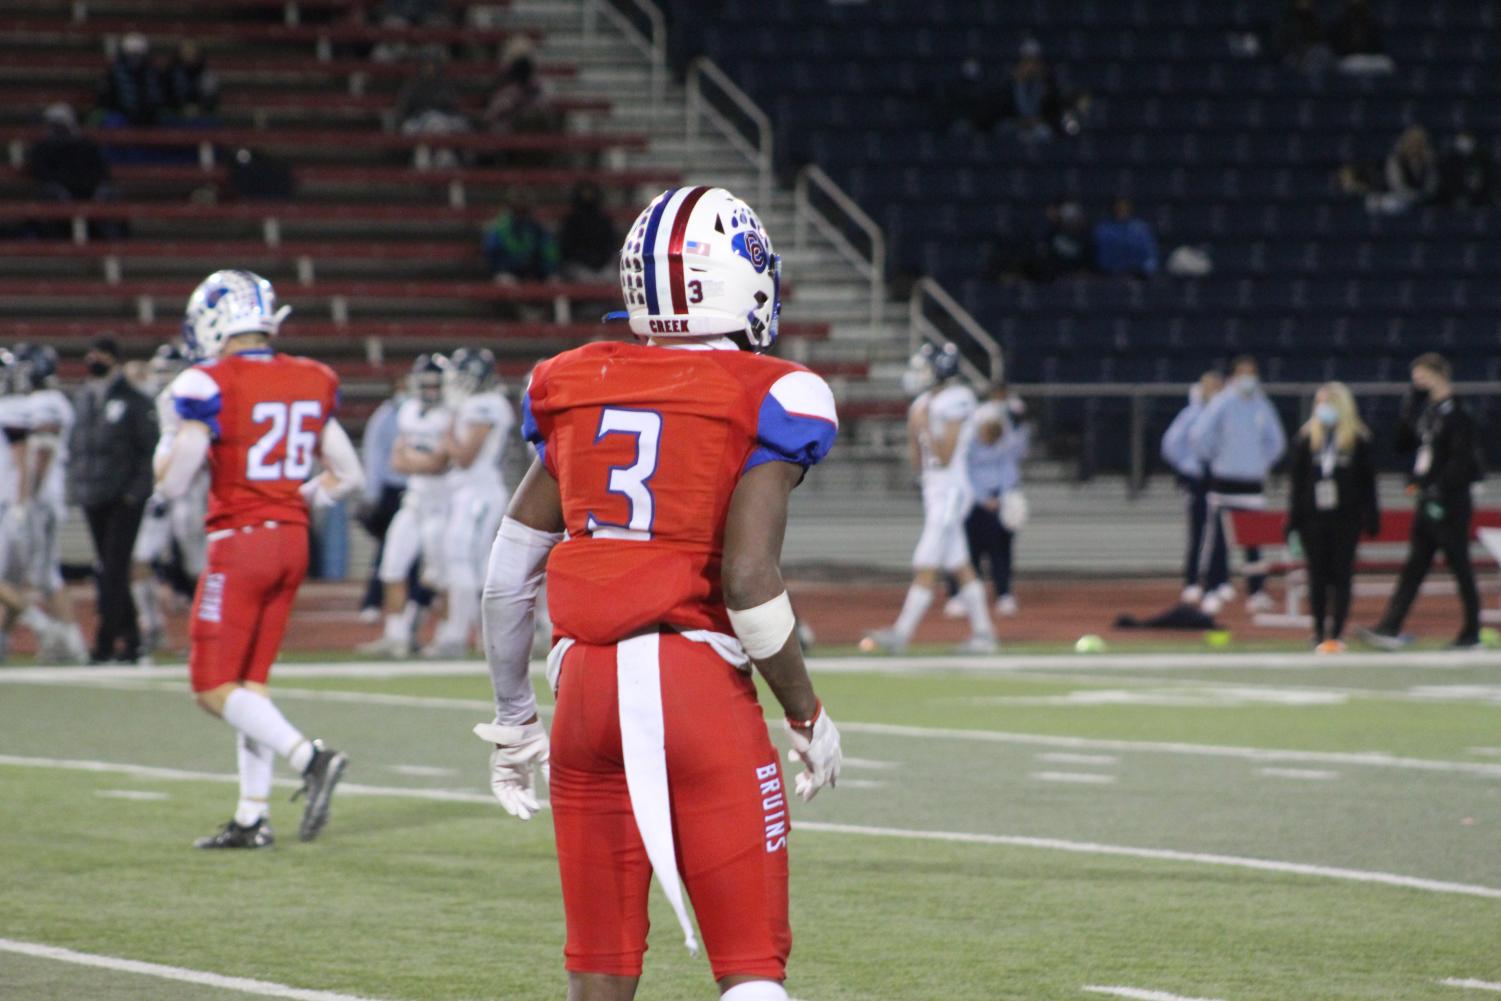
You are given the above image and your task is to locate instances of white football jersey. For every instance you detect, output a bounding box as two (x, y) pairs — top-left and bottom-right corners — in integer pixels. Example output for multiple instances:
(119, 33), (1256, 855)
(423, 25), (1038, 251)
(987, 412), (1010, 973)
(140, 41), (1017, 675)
(913, 382), (978, 483)
(395, 397), (453, 502)
(27, 387), (75, 508)
(446, 390), (514, 491)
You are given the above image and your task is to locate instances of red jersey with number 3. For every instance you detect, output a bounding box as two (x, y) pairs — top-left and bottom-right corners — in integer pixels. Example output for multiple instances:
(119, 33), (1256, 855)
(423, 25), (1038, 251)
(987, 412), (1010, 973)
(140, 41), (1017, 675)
(522, 340), (838, 645)
(170, 349), (339, 532)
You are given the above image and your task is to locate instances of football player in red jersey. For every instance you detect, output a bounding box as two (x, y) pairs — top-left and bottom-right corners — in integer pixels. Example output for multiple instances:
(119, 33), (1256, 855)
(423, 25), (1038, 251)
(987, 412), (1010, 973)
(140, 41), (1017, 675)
(156, 270), (365, 849)
(475, 187), (842, 1001)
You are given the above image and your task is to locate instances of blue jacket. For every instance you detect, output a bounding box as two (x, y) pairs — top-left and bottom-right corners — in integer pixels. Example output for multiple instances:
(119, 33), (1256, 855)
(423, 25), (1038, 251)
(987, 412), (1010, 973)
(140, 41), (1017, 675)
(361, 395), (407, 499)
(1191, 388), (1286, 483)
(1093, 217), (1159, 275)
(1161, 396), (1206, 479)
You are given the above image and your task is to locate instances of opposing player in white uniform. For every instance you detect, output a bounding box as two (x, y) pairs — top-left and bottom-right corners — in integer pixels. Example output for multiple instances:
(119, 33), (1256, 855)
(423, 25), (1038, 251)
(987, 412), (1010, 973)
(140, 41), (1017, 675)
(133, 342), (210, 652)
(0, 349), (73, 661)
(862, 343), (997, 653)
(425, 347), (513, 657)
(14, 344), (89, 662)
(365, 353), (452, 656)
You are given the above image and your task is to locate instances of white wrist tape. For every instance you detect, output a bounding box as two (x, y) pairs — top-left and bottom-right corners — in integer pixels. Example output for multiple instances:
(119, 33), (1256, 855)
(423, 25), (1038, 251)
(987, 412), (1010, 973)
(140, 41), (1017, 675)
(727, 590), (796, 660)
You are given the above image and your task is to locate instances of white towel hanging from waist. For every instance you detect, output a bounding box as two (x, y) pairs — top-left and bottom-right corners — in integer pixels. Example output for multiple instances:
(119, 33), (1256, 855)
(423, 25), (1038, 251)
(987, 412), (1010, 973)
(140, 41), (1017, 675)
(616, 631), (700, 956)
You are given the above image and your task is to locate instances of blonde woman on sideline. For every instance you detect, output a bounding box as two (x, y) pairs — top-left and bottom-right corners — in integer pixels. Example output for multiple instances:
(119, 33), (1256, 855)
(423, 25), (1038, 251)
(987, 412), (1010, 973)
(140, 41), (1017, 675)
(1284, 383), (1380, 653)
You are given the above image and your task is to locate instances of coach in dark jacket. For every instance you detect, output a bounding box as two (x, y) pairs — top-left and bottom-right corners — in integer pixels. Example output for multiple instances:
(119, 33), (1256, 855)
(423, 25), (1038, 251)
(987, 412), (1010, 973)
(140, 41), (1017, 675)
(68, 335), (159, 663)
(1286, 383), (1380, 652)
(1362, 353), (1483, 649)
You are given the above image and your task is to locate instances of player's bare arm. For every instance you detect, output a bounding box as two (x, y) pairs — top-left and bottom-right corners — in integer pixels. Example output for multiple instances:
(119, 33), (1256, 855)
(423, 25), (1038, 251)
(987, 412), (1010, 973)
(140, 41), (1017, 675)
(389, 435), (449, 475)
(444, 419), (493, 470)
(724, 460), (842, 802)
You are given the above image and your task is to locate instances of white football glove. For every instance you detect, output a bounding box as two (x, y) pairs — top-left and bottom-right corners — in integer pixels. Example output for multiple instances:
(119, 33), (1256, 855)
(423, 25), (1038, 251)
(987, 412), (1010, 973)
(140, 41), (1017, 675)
(784, 705), (842, 803)
(472, 721), (550, 821)
(299, 476), (335, 509)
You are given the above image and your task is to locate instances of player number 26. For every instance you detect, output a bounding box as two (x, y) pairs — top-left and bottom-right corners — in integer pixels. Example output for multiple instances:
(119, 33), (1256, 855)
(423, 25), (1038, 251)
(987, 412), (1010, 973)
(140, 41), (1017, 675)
(247, 400), (322, 482)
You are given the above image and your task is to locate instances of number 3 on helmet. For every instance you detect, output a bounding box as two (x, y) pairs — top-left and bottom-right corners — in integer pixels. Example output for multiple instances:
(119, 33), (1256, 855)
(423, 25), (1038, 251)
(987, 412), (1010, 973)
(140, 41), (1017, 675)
(615, 186), (781, 352)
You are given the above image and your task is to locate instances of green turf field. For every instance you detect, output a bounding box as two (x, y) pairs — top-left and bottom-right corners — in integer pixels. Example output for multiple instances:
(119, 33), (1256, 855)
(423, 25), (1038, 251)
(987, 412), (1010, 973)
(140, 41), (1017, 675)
(2, 653), (1499, 1001)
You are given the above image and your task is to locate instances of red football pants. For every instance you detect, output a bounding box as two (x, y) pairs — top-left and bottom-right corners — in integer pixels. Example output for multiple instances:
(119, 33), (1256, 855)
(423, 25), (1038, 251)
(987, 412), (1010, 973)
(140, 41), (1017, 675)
(549, 633), (792, 981)
(189, 523), (308, 693)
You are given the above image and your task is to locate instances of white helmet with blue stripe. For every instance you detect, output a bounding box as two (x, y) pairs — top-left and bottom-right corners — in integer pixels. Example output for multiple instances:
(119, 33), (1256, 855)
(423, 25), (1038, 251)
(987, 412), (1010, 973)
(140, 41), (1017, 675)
(616, 186), (781, 352)
(182, 269), (291, 359)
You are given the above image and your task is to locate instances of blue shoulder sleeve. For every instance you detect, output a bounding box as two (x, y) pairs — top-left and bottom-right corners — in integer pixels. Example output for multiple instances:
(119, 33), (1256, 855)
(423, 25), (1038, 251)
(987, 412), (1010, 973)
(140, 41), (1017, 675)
(744, 371), (838, 474)
(171, 367), (223, 439)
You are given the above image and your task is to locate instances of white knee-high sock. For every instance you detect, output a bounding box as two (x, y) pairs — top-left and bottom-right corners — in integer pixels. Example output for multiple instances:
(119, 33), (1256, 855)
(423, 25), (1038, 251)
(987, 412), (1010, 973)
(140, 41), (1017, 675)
(222, 688), (313, 772)
(235, 732), (274, 826)
(443, 587), (479, 648)
(133, 579), (160, 636)
(892, 583), (934, 640)
(959, 579), (995, 639)
(720, 982), (789, 1001)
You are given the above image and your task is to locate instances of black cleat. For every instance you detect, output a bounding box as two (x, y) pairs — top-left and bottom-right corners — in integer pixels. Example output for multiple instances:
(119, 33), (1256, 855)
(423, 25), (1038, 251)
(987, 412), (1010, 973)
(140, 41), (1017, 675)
(1448, 633), (1482, 651)
(292, 740), (348, 842)
(194, 818), (274, 850)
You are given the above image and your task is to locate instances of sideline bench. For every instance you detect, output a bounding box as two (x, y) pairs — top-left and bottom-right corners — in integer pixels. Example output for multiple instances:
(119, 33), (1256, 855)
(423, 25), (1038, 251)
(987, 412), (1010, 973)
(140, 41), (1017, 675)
(1227, 507), (1501, 628)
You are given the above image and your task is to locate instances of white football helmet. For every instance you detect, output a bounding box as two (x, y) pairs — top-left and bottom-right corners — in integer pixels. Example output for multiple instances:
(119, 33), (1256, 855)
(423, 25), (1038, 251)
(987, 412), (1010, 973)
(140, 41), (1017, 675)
(616, 186), (781, 351)
(182, 269), (290, 359)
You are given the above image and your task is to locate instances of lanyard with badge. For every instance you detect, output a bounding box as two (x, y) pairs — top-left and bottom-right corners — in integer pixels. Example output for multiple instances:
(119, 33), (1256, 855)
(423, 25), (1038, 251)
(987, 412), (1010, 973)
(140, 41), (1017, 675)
(1314, 438), (1339, 511)
(1413, 405), (1437, 478)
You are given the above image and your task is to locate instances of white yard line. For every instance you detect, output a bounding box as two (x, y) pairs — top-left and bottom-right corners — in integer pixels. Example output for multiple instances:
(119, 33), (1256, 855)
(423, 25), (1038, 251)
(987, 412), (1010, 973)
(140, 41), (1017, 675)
(1258, 768), (1339, 781)
(836, 721), (1501, 780)
(95, 790), (171, 801)
(10, 671), (1501, 780)
(6, 754), (1500, 902)
(811, 651), (1501, 672)
(1083, 987), (1226, 1001)
(1442, 979), (1501, 994)
(1038, 752), (1120, 766)
(839, 756), (902, 770)
(797, 821), (1501, 901)
(1031, 771), (1117, 785)
(0, 938), (392, 1001)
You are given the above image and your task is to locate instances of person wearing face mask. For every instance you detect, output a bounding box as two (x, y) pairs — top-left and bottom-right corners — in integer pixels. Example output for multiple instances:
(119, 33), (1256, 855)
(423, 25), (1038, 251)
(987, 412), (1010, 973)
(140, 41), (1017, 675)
(1285, 384), (1380, 653)
(1360, 353), (1484, 650)
(1162, 370), (1228, 604)
(67, 335), (159, 663)
(1190, 356), (1287, 615)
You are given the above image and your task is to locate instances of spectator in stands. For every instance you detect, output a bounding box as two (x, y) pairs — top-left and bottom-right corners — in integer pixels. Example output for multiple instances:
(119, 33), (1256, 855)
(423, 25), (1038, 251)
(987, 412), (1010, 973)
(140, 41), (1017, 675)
(1440, 132), (1497, 208)
(1024, 200), (1092, 281)
(381, 0), (448, 25)
(1360, 354), (1484, 650)
(1330, 0), (1392, 74)
(27, 104), (111, 203)
(943, 57), (1007, 133)
(558, 180), (619, 282)
(484, 51), (555, 135)
(1191, 355), (1287, 615)
(1274, 0), (1332, 72)
(1285, 382), (1380, 653)
(483, 196), (559, 283)
(1382, 125), (1440, 211)
(68, 335), (159, 664)
(162, 40), (220, 120)
(1004, 39), (1063, 142)
(1093, 198), (1160, 277)
(97, 32), (166, 127)
(1162, 371), (1228, 606)
(396, 56), (470, 138)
